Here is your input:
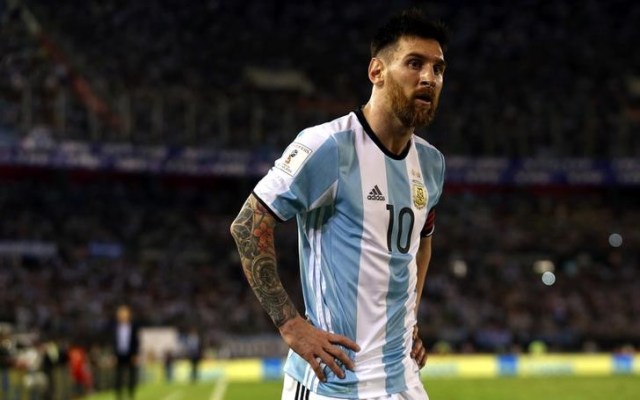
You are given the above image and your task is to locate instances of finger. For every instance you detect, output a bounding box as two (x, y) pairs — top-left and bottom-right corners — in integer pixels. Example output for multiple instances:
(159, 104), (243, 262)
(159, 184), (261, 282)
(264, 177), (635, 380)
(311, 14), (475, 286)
(329, 334), (360, 352)
(305, 355), (326, 382)
(416, 347), (427, 368)
(319, 351), (345, 379)
(325, 345), (355, 371)
(411, 340), (422, 358)
(419, 353), (427, 368)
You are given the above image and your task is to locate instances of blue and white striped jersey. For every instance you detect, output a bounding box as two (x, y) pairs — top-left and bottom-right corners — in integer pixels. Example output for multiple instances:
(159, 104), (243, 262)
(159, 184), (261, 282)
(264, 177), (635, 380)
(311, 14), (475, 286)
(253, 109), (445, 398)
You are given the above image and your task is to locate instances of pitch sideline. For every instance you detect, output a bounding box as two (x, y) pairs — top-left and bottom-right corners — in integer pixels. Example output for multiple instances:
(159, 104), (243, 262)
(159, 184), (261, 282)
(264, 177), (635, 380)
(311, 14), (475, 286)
(161, 390), (183, 400)
(209, 376), (229, 400)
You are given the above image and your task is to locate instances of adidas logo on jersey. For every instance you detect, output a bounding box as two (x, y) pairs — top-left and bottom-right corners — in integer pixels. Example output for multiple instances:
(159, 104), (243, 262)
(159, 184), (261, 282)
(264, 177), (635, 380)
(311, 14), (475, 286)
(367, 185), (385, 201)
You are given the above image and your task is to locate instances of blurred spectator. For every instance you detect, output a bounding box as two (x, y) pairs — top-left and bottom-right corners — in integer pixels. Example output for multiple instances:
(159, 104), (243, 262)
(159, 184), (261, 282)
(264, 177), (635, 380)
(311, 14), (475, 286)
(21, 125), (55, 150)
(68, 344), (92, 396)
(88, 344), (115, 392)
(112, 305), (139, 400)
(15, 340), (48, 398)
(0, 329), (14, 397)
(183, 328), (202, 383)
(162, 350), (174, 383)
(41, 339), (69, 400)
(0, 0), (638, 155)
(0, 173), (638, 354)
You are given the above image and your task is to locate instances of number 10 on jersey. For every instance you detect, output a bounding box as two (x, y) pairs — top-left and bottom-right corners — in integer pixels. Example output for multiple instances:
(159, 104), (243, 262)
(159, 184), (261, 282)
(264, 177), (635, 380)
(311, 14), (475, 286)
(386, 204), (415, 254)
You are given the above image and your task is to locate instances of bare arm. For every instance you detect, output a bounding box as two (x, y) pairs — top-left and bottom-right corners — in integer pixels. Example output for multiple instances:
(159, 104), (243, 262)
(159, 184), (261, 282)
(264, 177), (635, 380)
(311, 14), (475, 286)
(411, 236), (432, 368)
(415, 236), (433, 313)
(230, 194), (359, 381)
(229, 194), (298, 327)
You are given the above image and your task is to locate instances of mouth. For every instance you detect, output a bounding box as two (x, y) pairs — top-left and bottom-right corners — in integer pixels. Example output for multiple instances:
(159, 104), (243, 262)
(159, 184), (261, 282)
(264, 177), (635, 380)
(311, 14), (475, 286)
(414, 92), (434, 106)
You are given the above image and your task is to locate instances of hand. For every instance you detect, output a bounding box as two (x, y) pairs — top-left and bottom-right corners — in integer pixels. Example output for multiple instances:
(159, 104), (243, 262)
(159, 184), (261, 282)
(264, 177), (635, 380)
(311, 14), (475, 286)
(279, 316), (360, 382)
(411, 326), (428, 369)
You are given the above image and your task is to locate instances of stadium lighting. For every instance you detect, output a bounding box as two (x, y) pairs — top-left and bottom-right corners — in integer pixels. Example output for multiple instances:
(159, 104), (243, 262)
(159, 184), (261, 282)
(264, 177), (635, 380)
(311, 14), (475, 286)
(533, 259), (555, 274)
(608, 233), (623, 248)
(541, 271), (556, 286)
(451, 259), (468, 278)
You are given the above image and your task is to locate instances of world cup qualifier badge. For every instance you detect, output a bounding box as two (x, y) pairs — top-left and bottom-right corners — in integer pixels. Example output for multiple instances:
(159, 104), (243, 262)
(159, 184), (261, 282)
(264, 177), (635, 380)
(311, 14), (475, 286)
(275, 142), (313, 176)
(412, 181), (427, 209)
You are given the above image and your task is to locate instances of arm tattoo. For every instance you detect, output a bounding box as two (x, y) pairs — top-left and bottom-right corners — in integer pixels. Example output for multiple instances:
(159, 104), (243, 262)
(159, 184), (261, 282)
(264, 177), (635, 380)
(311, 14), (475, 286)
(230, 195), (299, 327)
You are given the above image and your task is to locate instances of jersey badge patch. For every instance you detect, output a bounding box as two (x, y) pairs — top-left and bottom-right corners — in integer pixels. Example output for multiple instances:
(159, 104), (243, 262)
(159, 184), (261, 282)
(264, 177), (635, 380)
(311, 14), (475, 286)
(275, 143), (313, 176)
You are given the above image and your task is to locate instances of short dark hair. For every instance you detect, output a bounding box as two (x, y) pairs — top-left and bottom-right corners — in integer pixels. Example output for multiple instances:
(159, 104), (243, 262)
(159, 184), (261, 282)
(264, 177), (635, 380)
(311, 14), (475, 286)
(370, 8), (449, 57)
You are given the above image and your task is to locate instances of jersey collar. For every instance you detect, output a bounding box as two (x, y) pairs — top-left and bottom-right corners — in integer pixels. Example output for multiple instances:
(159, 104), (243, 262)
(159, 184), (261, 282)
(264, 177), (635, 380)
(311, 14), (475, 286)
(354, 107), (412, 161)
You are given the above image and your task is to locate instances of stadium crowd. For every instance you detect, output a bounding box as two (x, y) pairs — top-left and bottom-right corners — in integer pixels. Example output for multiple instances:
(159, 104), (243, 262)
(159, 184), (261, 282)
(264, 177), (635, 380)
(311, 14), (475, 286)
(1, 1), (638, 398)
(0, 174), (638, 355)
(1, 0), (639, 154)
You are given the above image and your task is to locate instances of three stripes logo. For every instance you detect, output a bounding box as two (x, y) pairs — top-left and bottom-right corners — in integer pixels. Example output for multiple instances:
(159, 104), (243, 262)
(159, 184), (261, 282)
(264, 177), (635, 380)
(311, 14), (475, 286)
(367, 185), (386, 201)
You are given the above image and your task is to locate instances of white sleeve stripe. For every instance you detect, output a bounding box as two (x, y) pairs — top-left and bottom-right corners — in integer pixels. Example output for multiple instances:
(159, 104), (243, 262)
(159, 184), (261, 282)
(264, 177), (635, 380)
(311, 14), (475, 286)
(308, 180), (338, 210)
(421, 225), (435, 237)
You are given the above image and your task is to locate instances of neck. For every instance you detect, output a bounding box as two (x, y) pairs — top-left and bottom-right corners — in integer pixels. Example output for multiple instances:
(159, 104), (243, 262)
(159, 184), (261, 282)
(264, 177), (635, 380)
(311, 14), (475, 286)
(362, 99), (413, 156)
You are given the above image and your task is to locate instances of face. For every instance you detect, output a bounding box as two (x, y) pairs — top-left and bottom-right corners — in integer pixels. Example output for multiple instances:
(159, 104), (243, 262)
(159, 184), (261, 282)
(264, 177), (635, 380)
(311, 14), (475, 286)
(380, 36), (446, 128)
(117, 306), (131, 323)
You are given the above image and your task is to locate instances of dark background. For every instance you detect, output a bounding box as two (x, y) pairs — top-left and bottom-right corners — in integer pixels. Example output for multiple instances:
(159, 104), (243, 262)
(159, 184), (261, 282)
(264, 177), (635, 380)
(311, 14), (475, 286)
(0, 0), (639, 355)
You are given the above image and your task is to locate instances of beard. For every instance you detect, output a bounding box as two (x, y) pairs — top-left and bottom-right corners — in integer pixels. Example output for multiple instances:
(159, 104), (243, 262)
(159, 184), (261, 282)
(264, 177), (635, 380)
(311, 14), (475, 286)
(387, 75), (438, 128)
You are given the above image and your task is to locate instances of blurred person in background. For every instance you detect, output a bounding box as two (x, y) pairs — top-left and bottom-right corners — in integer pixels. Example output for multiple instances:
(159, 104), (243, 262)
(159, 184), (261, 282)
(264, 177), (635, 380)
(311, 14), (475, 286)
(69, 342), (93, 397)
(183, 327), (202, 383)
(163, 350), (175, 383)
(231, 8), (447, 400)
(0, 329), (14, 398)
(111, 305), (140, 400)
(42, 339), (69, 400)
(89, 343), (114, 392)
(14, 339), (48, 399)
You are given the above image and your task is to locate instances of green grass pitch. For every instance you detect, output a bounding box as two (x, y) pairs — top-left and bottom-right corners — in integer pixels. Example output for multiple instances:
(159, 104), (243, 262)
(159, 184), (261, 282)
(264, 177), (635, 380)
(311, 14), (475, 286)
(84, 375), (640, 400)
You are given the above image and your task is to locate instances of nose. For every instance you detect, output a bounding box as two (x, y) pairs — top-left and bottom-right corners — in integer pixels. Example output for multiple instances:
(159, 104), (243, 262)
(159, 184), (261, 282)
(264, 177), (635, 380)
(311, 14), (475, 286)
(419, 67), (436, 88)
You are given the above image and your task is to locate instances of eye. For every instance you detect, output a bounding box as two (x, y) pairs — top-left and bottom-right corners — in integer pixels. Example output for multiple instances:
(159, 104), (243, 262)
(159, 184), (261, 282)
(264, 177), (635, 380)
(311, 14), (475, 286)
(434, 63), (445, 75)
(407, 59), (422, 70)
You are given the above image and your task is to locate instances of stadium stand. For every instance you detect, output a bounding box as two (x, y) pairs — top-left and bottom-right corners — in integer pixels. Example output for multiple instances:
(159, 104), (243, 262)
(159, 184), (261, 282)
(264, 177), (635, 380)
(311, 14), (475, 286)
(0, 174), (638, 353)
(1, 0), (639, 154)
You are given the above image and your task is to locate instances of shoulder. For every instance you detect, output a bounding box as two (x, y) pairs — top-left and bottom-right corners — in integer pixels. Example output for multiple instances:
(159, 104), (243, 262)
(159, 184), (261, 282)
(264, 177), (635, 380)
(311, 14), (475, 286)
(294, 112), (358, 149)
(277, 113), (357, 172)
(414, 135), (445, 171)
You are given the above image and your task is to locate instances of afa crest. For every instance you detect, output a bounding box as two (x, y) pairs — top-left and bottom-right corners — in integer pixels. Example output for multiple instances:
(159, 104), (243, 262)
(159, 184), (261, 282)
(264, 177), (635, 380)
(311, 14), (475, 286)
(412, 182), (427, 209)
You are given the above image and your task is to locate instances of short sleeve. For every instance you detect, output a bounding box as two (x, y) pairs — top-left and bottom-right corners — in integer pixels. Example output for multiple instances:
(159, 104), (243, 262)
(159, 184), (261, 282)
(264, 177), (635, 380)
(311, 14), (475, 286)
(417, 145), (445, 237)
(420, 209), (436, 237)
(253, 130), (339, 221)
(430, 151), (446, 209)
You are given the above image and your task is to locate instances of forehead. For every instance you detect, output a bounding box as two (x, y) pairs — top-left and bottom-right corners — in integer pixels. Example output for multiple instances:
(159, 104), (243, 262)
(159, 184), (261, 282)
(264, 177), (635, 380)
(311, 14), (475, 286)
(391, 36), (444, 61)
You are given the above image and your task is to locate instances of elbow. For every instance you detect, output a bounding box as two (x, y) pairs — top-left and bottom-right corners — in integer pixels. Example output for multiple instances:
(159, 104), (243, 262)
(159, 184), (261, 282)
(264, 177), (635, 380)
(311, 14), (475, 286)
(229, 219), (239, 242)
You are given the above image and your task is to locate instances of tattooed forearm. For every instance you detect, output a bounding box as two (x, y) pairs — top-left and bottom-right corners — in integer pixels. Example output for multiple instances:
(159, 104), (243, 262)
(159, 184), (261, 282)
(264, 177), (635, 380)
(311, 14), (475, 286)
(230, 195), (299, 327)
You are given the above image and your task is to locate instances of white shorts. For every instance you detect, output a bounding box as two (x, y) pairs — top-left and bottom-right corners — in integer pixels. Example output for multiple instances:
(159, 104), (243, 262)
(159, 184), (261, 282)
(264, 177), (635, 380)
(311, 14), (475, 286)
(281, 373), (429, 400)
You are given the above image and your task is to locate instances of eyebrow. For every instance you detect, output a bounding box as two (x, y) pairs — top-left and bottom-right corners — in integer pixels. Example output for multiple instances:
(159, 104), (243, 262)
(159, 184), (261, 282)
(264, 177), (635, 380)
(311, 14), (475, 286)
(404, 52), (447, 68)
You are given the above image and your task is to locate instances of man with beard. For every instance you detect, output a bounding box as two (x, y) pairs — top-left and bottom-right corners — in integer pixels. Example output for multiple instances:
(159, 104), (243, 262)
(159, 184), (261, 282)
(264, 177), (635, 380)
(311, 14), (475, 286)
(231, 9), (447, 400)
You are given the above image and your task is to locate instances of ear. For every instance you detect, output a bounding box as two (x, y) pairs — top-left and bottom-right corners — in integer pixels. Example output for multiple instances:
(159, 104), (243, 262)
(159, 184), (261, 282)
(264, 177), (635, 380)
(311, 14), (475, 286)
(368, 57), (385, 86)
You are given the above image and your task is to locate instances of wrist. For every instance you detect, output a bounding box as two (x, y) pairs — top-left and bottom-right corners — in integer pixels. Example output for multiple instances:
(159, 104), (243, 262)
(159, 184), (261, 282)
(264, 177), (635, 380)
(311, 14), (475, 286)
(278, 314), (303, 334)
(271, 300), (300, 329)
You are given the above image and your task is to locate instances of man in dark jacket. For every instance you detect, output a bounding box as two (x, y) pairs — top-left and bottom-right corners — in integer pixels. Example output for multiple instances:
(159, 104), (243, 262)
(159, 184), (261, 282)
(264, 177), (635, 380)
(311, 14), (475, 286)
(0, 330), (13, 399)
(183, 328), (202, 383)
(112, 305), (140, 400)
